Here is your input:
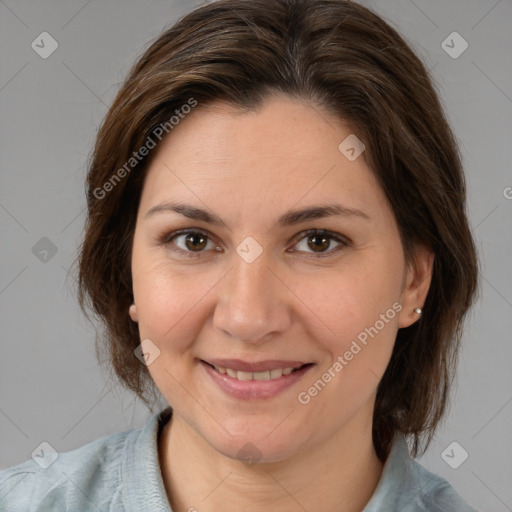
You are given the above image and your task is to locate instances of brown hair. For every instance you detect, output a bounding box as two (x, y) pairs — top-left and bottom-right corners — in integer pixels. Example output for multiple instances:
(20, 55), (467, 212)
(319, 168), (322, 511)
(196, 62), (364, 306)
(77, 0), (478, 461)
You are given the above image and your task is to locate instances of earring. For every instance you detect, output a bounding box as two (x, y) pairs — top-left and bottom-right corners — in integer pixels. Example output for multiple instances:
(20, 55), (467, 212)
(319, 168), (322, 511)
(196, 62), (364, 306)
(413, 307), (422, 314)
(129, 304), (138, 322)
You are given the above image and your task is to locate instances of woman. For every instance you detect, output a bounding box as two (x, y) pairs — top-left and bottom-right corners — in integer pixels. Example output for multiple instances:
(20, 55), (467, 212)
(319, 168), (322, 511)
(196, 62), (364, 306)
(0, 0), (479, 510)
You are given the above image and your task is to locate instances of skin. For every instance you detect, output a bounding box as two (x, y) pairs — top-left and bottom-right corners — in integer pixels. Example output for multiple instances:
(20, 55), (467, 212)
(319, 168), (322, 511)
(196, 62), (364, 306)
(129, 94), (434, 512)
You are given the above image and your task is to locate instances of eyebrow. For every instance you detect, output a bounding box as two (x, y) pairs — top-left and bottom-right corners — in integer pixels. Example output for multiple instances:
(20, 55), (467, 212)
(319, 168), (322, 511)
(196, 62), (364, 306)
(144, 202), (370, 228)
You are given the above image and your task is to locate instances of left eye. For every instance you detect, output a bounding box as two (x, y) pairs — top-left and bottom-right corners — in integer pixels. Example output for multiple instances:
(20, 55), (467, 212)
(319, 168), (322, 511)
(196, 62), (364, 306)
(291, 229), (348, 257)
(160, 229), (349, 258)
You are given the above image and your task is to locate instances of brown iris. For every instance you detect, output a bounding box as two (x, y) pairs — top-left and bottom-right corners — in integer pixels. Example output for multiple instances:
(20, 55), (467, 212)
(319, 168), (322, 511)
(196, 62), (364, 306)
(184, 232), (208, 251)
(308, 234), (330, 253)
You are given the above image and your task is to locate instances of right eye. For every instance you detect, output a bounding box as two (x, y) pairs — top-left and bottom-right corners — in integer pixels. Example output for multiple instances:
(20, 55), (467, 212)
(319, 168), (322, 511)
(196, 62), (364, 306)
(160, 229), (219, 258)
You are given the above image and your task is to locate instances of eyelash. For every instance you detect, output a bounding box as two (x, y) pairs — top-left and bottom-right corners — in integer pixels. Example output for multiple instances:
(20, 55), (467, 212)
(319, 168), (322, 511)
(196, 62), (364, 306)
(158, 228), (350, 259)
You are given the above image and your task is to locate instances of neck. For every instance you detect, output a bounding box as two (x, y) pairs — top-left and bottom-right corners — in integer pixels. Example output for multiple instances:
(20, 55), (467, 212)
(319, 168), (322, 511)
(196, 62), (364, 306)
(158, 404), (384, 512)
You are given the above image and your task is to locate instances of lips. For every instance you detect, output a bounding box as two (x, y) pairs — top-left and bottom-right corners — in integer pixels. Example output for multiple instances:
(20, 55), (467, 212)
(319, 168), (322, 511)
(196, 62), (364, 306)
(200, 359), (315, 400)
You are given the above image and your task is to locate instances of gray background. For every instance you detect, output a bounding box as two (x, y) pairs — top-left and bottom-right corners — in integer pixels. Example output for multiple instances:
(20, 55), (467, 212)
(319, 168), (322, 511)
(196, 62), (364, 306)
(0, 0), (511, 510)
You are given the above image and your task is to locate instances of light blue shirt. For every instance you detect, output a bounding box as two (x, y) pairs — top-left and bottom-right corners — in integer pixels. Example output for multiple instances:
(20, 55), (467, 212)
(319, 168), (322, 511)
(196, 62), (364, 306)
(0, 407), (478, 511)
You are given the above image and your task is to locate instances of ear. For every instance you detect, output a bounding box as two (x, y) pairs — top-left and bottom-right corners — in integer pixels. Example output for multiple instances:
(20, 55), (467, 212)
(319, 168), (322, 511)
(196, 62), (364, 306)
(129, 303), (139, 323)
(397, 244), (434, 328)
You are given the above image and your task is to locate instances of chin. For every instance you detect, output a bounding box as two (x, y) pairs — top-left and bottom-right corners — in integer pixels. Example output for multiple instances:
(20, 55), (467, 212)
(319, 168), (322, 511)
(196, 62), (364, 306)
(201, 423), (304, 466)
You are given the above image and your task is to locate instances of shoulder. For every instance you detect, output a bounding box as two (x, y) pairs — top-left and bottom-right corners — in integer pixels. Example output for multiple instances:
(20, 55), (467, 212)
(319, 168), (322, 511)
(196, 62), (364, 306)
(364, 434), (479, 512)
(408, 459), (479, 512)
(0, 426), (135, 512)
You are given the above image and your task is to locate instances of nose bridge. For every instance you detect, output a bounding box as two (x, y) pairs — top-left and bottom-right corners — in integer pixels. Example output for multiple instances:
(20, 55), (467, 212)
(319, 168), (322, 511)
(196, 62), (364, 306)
(213, 246), (290, 342)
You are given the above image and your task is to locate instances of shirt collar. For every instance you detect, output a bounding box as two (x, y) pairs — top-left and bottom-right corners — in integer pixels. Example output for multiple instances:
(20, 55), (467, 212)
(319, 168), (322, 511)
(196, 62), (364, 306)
(122, 408), (424, 512)
(121, 406), (173, 511)
(363, 432), (425, 511)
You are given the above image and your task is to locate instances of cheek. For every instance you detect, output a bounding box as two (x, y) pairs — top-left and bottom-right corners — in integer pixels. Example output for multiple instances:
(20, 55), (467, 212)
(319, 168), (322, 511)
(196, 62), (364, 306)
(292, 256), (401, 347)
(133, 266), (206, 395)
(293, 257), (402, 407)
(133, 256), (219, 353)
(138, 275), (198, 345)
(295, 269), (401, 413)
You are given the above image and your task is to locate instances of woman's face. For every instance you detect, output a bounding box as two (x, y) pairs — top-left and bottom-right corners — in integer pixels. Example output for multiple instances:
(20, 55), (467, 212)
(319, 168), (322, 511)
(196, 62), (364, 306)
(130, 94), (431, 462)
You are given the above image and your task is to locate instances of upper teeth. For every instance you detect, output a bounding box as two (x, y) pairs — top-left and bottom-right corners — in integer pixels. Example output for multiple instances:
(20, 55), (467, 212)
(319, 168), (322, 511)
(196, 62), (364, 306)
(213, 366), (295, 381)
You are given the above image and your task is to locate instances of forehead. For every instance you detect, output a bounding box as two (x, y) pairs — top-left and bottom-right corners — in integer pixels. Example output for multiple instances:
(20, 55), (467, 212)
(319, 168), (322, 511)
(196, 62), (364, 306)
(139, 94), (390, 225)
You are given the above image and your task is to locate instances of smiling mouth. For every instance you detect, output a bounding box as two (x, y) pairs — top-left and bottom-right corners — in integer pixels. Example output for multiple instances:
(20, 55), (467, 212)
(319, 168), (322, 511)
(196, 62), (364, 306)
(201, 361), (313, 381)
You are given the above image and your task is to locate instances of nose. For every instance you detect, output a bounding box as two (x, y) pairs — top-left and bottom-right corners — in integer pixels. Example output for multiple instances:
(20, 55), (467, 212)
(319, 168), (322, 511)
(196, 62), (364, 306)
(212, 247), (292, 344)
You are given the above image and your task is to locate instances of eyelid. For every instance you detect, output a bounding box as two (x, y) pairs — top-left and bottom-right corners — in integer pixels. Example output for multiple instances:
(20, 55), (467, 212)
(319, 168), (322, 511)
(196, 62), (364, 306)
(288, 229), (350, 258)
(159, 228), (350, 258)
(160, 228), (219, 258)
